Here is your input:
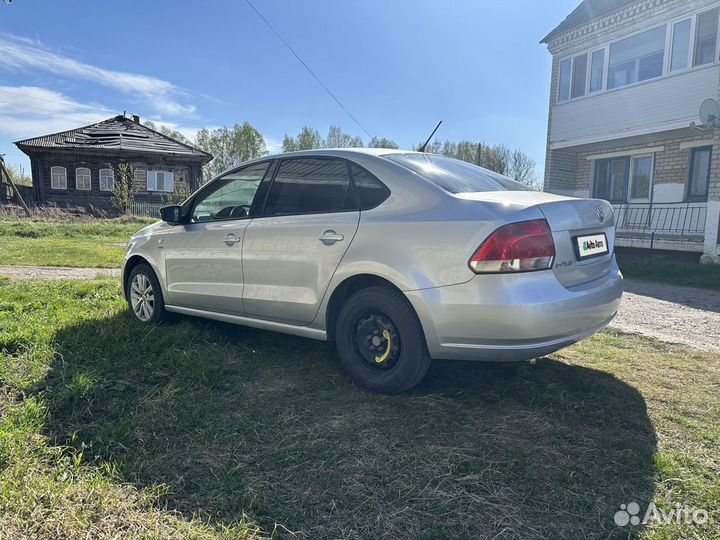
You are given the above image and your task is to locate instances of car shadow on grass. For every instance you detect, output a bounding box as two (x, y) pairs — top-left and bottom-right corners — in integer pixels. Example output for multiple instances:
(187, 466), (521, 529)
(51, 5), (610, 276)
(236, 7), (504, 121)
(46, 311), (657, 539)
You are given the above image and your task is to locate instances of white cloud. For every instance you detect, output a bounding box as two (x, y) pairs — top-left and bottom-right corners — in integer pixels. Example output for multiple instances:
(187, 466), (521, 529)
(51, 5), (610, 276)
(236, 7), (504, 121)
(0, 34), (195, 117)
(0, 86), (110, 138)
(265, 136), (283, 154)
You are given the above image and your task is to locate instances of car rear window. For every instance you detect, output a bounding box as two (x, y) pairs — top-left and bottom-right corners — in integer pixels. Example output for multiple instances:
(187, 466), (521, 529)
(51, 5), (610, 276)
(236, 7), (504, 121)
(350, 163), (390, 209)
(384, 153), (531, 194)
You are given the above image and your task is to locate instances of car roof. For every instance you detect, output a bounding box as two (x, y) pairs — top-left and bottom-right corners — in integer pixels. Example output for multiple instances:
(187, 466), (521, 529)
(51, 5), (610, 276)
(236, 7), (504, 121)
(264, 147), (412, 159)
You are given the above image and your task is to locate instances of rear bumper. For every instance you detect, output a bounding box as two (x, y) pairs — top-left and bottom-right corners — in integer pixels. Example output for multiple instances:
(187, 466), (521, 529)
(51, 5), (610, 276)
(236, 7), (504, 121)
(405, 255), (623, 361)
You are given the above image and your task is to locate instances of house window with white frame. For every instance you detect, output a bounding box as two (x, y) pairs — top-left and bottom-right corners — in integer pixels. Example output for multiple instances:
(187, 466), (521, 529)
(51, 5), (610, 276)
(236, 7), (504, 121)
(75, 167), (91, 191)
(694, 8), (719, 66)
(592, 155), (654, 202)
(687, 146), (712, 201)
(557, 7), (720, 102)
(147, 170), (174, 192)
(671, 18), (692, 71)
(50, 166), (67, 190)
(608, 26), (666, 89)
(99, 168), (114, 191)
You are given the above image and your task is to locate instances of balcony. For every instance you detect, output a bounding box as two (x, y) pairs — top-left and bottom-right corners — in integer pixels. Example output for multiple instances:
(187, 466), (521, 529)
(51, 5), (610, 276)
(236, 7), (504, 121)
(549, 65), (720, 149)
(611, 202), (707, 252)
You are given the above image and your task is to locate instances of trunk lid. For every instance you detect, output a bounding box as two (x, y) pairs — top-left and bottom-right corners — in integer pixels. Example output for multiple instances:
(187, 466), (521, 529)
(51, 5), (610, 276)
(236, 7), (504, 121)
(457, 191), (615, 287)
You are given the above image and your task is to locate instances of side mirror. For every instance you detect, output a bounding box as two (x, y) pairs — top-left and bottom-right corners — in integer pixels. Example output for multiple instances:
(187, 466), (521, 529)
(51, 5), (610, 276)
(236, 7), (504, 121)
(160, 205), (182, 224)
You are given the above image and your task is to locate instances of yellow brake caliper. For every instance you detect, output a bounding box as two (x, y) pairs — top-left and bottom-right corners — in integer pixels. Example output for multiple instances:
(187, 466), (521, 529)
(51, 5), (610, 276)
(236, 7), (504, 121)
(374, 329), (392, 364)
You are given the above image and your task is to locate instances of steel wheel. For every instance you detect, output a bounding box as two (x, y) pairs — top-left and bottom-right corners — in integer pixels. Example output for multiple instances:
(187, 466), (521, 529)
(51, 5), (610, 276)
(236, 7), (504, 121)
(129, 273), (155, 322)
(335, 286), (432, 394)
(352, 312), (401, 370)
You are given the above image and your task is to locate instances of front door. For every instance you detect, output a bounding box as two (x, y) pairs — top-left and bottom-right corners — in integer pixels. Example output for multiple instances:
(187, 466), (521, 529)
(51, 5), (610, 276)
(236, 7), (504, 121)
(242, 157), (360, 325)
(163, 161), (271, 315)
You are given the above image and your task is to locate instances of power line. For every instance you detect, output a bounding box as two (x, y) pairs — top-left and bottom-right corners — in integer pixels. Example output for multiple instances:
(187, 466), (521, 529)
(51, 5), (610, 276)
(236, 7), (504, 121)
(245, 0), (372, 139)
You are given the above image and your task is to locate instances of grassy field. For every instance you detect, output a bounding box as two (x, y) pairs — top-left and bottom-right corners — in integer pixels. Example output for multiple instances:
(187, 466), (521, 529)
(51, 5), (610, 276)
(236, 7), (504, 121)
(0, 278), (717, 538)
(616, 248), (720, 291)
(0, 218), (152, 268)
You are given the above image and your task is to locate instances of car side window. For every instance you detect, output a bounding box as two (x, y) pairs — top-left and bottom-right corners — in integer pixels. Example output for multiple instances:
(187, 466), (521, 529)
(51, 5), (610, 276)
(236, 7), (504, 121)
(263, 158), (356, 216)
(192, 162), (269, 222)
(350, 163), (390, 210)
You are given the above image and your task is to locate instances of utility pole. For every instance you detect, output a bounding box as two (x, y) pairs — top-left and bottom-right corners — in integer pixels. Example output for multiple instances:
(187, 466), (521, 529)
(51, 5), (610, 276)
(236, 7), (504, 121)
(0, 155), (31, 216)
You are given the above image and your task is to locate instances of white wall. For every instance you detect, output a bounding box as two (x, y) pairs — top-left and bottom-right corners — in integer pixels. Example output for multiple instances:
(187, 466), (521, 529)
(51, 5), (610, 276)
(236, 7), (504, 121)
(550, 65), (720, 149)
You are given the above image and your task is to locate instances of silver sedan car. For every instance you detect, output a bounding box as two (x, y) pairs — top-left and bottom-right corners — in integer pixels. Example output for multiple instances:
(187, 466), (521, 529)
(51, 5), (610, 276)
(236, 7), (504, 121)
(123, 149), (623, 393)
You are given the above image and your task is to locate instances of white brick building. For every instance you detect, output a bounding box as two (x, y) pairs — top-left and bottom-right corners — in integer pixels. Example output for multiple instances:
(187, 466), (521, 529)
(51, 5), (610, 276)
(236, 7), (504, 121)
(542, 0), (720, 263)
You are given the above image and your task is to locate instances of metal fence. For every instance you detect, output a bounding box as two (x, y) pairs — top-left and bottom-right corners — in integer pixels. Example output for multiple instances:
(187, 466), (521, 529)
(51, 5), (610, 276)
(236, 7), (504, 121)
(611, 202), (707, 236)
(130, 201), (164, 218)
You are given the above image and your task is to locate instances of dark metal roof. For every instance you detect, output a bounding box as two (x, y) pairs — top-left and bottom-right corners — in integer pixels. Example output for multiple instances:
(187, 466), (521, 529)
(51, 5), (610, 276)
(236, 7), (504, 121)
(15, 115), (212, 161)
(541, 0), (638, 43)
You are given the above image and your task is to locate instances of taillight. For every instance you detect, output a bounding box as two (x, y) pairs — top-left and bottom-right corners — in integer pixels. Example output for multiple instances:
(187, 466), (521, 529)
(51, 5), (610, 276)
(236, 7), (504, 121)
(469, 219), (555, 273)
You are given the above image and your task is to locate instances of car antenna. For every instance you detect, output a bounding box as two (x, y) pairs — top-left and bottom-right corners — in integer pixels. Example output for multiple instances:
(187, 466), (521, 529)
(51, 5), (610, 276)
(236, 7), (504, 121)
(418, 120), (442, 152)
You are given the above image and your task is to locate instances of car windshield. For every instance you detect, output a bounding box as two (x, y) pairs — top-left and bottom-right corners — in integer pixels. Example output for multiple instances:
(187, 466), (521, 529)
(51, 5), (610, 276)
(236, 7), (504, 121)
(384, 153), (531, 194)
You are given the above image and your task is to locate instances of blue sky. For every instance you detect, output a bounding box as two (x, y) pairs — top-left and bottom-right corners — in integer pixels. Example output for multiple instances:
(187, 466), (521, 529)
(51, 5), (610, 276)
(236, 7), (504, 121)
(0, 0), (578, 177)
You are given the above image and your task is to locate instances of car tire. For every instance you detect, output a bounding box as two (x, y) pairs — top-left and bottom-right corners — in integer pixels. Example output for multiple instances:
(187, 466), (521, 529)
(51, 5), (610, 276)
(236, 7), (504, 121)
(335, 286), (432, 394)
(126, 263), (167, 324)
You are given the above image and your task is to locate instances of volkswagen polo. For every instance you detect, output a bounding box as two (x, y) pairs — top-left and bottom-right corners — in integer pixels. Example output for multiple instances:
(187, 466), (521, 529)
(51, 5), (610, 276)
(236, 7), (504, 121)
(123, 149), (623, 393)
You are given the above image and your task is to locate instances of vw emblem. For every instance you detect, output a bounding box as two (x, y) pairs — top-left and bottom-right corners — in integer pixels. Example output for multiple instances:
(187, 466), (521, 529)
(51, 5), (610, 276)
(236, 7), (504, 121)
(596, 204), (605, 223)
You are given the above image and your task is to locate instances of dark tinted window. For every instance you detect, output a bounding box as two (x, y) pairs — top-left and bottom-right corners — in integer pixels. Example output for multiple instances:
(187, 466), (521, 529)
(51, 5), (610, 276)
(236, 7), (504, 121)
(264, 158), (356, 216)
(350, 164), (390, 209)
(384, 153), (531, 194)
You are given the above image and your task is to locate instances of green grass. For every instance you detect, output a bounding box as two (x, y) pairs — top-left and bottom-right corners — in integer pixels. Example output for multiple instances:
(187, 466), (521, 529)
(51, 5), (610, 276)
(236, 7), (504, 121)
(617, 248), (720, 291)
(0, 218), (153, 268)
(0, 278), (718, 538)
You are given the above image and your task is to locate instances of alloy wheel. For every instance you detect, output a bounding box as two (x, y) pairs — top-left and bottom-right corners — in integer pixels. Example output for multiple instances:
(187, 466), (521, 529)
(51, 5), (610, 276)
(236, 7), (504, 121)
(130, 273), (155, 322)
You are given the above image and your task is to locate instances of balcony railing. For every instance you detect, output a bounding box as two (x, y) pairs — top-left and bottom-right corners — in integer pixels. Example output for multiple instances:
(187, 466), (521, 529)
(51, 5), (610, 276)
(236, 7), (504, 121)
(611, 202), (706, 236)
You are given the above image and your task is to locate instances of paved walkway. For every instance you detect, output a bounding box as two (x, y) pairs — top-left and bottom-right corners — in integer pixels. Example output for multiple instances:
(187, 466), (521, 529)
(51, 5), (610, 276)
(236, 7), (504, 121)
(610, 280), (720, 352)
(1, 265), (718, 351)
(0, 265), (120, 280)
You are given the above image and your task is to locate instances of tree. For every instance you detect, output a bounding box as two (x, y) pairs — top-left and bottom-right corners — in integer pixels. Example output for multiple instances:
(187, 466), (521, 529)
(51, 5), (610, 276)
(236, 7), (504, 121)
(282, 127), (324, 152)
(195, 123), (267, 180)
(143, 120), (192, 145)
(283, 125), (366, 151)
(413, 139), (538, 189)
(454, 141), (480, 165)
(325, 125), (363, 148)
(507, 149), (539, 188)
(415, 139), (443, 154)
(481, 144), (510, 176)
(111, 162), (134, 215)
(5, 163), (32, 186)
(368, 137), (399, 149)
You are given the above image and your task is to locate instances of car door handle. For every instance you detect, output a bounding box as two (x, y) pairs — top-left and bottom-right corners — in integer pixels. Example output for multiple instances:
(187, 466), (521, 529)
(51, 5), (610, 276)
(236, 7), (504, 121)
(318, 230), (344, 244)
(223, 233), (241, 246)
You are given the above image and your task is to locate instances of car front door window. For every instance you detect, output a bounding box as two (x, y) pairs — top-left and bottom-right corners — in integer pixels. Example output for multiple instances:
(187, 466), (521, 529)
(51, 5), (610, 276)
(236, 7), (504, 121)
(192, 162), (270, 222)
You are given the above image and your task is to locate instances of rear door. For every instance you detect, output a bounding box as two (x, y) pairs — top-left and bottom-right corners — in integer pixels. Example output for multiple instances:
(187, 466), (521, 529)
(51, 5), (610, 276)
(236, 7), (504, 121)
(242, 157), (360, 325)
(163, 161), (271, 314)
